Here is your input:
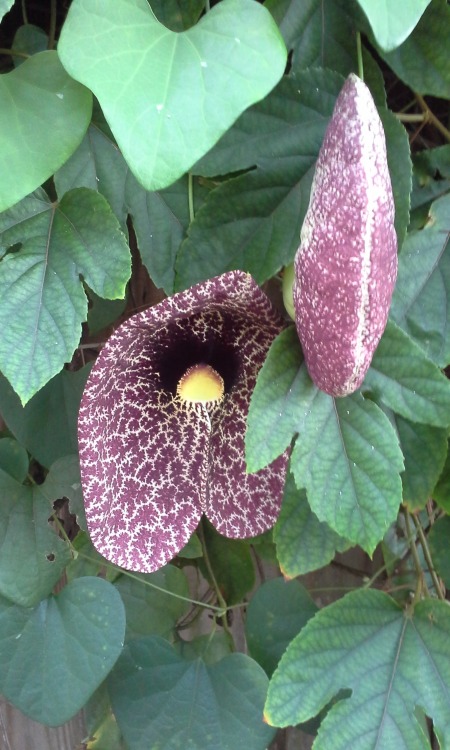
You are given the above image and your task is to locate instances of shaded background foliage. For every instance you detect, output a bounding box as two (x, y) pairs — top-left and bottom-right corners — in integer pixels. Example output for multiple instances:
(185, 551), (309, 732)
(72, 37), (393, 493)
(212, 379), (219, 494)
(0, 0), (450, 748)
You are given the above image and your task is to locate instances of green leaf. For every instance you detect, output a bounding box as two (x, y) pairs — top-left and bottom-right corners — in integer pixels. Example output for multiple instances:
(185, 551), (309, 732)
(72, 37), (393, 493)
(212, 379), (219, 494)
(265, 0), (387, 100)
(150, 0), (205, 30)
(265, 589), (450, 748)
(434, 442), (450, 513)
(43, 455), (86, 529)
(55, 119), (208, 293)
(246, 577), (318, 677)
(392, 413), (448, 510)
(12, 24), (48, 65)
(0, 577), (126, 726)
(274, 471), (350, 578)
(0, 0), (14, 21)
(199, 521), (255, 606)
(114, 566), (190, 641)
(246, 327), (311, 473)
(0, 51), (92, 212)
(365, 320), (450, 428)
(0, 188), (130, 403)
(58, 0), (287, 191)
(247, 327), (404, 554)
(87, 290), (127, 335)
(391, 194), (450, 368)
(178, 532), (203, 559)
(355, 0), (432, 51)
(0, 458), (80, 606)
(379, 107), (412, 250)
(0, 437), (28, 483)
(377, 0), (450, 97)
(177, 69), (410, 288)
(0, 366), (91, 467)
(428, 516), (450, 587)
(175, 631), (232, 666)
(290, 391), (404, 555)
(109, 636), (275, 750)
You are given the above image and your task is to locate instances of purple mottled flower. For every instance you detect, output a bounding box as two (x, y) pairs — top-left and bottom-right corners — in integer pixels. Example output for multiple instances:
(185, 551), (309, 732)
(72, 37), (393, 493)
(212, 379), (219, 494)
(294, 73), (397, 397)
(78, 271), (288, 573)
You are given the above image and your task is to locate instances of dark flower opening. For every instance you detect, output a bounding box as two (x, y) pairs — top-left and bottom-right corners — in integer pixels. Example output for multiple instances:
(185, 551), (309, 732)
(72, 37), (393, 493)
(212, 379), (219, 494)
(157, 313), (241, 397)
(78, 271), (289, 573)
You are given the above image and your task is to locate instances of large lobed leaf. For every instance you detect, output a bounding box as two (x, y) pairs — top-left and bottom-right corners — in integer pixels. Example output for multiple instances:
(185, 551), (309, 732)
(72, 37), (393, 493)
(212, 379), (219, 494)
(265, 589), (450, 749)
(246, 327), (404, 555)
(0, 51), (92, 212)
(274, 471), (350, 578)
(58, 0), (287, 192)
(0, 188), (130, 403)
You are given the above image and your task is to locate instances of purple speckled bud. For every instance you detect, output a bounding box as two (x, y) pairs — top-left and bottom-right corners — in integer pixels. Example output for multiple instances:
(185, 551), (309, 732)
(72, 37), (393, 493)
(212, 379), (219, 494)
(293, 73), (397, 397)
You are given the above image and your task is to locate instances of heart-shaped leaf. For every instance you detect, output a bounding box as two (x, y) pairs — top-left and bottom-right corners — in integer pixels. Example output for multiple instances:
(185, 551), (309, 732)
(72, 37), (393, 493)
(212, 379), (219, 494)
(0, 51), (92, 212)
(108, 635), (275, 750)
(0, 187), (130, 404)
(0, 0), (14, 22)
(0, 577), (125, 726)
(356, 0), (432, 51)
(58, 0), (287, 191)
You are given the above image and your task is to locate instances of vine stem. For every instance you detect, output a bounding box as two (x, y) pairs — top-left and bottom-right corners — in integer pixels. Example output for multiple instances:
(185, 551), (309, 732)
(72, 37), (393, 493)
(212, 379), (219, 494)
(0, 48), (30, 59)
(356, 32), (364, 81)
(188, 172), (195, 223)
(403, 507), (429, 600)
(197, 520), (234, 648)
(48, 0), (57, 50)
(411, 512), (446, 601)
(415, 93), (450, 143)
(49, 511), (229, 614)
(21, 0), (28, 24)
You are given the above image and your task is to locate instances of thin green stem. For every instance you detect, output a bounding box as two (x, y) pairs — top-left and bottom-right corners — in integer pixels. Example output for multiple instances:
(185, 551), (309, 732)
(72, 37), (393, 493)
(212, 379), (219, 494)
(415, 93), (450, 143)
(404, 507), (429, 601)
(205, 0), (211, 11)
(198, 520), (234, 648)
(0, 48), (30, 59)
(411, 513), (446, 601)
(21, 0), (28, 24)
(77, 548), (229, 613)
(395, 113), (427, 123)
(48, 0), (57, 50)
(356, 32), (364, 81)
(188, 172), (195, 223)
(50, 510), (229, 614)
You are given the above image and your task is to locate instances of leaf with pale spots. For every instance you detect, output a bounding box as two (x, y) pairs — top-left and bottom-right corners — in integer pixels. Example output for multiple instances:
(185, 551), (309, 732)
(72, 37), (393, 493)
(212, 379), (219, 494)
(247, 327), (404, 555)
(364, 320), (450, 428)
(0, 187), (130, 404)
(265, 589), (450, 749)
(0, 577), (125, 726)
(274, 471), (350, 578)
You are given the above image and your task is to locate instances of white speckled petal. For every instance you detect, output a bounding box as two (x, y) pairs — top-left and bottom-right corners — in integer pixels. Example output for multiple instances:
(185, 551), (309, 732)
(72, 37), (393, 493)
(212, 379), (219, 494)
(294, 73), (398, 397)
(78, 271), (288, 572)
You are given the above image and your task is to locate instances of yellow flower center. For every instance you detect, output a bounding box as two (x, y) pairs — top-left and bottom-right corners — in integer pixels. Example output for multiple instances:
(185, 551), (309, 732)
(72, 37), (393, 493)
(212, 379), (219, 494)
(176, 364), (224, 405)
